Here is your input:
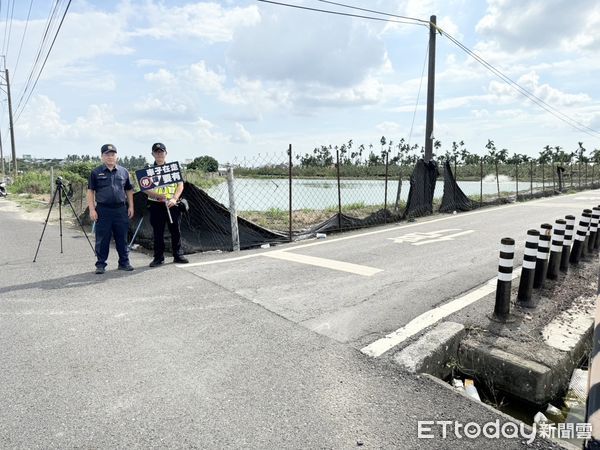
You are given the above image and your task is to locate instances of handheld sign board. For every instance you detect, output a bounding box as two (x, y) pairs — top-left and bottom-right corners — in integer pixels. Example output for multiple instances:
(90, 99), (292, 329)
(135, 162), (183, 191)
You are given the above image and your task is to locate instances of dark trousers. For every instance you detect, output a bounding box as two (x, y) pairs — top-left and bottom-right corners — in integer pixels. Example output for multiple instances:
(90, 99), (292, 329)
(149, 202), (182, 260)
(95, 205), (130, 268)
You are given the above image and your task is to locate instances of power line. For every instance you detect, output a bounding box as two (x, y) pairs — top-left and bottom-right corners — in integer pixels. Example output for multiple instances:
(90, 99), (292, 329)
(438, 28), (600, 138)
(315, 0), (428, 24)
(260, 0), (600, 139)
(12, 0), (35, 81)
(257, 0), (428, 27)
(14, 0), (66, 120)
(14, 0), (62, 115)
(407, 39), (429, 148)
(3, 0), (15, 60)
(15, 0), (71, 122)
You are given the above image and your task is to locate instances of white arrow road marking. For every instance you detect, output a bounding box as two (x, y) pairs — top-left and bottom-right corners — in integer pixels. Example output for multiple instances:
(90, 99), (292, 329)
(411, 229), (475, 245)
(264, 251), (382, 277)
(388, 229), (474, 246)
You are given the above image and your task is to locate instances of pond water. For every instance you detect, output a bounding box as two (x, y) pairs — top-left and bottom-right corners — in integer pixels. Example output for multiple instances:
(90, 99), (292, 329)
(204, 178), (546, 211)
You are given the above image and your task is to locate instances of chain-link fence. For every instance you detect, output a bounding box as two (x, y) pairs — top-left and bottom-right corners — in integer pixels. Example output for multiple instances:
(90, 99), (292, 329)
(183, 149), (600, 240)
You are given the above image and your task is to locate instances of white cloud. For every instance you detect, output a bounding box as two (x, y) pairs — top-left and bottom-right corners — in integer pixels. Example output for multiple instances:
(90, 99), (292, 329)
(231, 123), (252, 143)
(16, 95), (69, 139)
(133, 96), (189, 117)
(488, 71), (590, 107)
(228, 4), (389, 88)
(135, 59), (165, 68)
(376, 121), (405, 135)
(132, 2), (261, 43)
(476, 0), (600, 53)
(187, 62), (226, 93)
(144, 69), (177, 85)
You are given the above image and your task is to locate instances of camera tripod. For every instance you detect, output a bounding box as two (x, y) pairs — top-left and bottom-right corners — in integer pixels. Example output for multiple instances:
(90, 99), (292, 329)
(33, 177), (96, 262)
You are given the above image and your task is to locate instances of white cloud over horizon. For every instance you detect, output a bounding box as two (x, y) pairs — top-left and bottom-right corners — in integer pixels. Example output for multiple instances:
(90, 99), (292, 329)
(1, 0), (599, 165)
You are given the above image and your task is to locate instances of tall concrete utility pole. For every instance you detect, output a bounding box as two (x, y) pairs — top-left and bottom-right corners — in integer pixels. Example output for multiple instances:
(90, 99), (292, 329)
(424, 15), (437, 162)
(0, 128), (5, 178)
(5, 69), (16, 177)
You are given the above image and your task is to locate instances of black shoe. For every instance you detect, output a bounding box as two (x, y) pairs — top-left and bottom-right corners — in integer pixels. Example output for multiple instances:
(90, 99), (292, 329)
(174, 256), (189, 264)
(149, 259), (164, 267)
(95, 267), (105, 274)
(118, 264), (134, 271)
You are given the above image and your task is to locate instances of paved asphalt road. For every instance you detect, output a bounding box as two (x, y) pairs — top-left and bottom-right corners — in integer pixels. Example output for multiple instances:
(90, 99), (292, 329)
(0, 196), (579, 449)
(182, 190), (600, 351)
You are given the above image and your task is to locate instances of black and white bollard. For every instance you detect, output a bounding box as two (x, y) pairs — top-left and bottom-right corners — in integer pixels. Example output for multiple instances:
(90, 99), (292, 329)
(533, 223), (552, 289)
(570, 210), (592, 265)
(583, 209), (593, 259)
(491, 237), (515, 322)
(547, 219), (566, 280)
(517, 229), (539, 308)
(561, 215), (576, 272)
(593, 206), (600, 252)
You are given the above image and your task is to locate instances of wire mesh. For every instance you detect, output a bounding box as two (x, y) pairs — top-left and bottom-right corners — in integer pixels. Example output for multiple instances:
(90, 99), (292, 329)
(174, 149), (600, 243)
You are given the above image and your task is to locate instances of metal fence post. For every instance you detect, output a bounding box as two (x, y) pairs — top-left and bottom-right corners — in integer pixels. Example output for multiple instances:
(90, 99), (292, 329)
(384, 151), (389, 223)
(542, 162), (545, 194)
(480, 160), (483, 207)
(515, 163), (519, 201)
(227, 165), (240, 252)
(336, 149), (341, 231)
(288, 144), (293, 242)
(530, 160), (533, 197)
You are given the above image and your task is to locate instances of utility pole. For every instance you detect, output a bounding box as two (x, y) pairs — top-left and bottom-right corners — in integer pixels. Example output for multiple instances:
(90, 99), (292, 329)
(424, 15), (437, 162)
(5, 69), (16, 177)
(0, 127), (4, 179)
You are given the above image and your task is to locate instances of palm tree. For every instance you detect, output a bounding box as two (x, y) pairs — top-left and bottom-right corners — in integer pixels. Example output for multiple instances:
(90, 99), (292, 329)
(485, 139), (502, 197)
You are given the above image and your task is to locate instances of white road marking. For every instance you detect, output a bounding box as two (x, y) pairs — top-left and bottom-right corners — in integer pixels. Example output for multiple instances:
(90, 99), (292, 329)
(264, 251), (382, 276)
(181, 189), (597, 268)
(182, 254), (261, 267)
(389, 229), (475, 246)
(360, 268), (521, 358)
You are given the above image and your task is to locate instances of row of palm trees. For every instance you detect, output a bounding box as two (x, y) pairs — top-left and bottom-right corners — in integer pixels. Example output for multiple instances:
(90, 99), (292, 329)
(298, 137), (600, 168)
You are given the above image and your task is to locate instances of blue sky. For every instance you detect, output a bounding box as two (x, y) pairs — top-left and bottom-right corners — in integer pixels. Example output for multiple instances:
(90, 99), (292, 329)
(1, 0), (599, 164)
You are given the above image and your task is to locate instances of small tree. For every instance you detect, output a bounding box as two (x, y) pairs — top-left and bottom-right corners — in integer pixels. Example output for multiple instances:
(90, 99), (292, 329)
(188, 155), (219, 172)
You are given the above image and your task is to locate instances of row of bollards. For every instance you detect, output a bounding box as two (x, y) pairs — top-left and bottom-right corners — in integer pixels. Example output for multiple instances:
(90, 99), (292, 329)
(492, 208), (600, 323)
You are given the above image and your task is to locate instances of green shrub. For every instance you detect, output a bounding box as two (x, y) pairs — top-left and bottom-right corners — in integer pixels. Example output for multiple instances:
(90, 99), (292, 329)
(9, 171), (51, 194)
(61, 161), (96, 183)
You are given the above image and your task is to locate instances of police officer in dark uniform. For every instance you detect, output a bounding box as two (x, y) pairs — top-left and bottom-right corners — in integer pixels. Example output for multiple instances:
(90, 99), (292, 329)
(87, 144), (135, 274)
(146, 142), (189, 266)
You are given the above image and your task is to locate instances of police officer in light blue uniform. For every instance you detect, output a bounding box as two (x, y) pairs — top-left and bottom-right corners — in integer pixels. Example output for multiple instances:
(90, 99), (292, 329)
(87, 144), (135, 274)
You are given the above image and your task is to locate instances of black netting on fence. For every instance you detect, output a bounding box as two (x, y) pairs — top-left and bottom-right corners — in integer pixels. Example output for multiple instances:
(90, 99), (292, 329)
(440, 160), (472, 213)
(306, 209), (398, 236)
(403, 159), (439, 219)
(129, 182), (288, 253)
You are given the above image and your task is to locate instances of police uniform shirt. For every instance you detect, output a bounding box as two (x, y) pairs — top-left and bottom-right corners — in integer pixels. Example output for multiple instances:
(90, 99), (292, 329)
(88, 165), (133, 205)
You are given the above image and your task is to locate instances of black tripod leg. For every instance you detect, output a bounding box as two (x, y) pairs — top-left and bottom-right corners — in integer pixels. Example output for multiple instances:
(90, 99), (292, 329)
(62, 190), (97, 256)
(58, 186), (63, 254)
(33, 187), (60, 262)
